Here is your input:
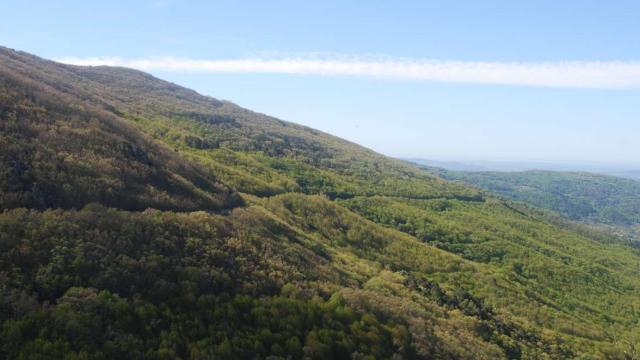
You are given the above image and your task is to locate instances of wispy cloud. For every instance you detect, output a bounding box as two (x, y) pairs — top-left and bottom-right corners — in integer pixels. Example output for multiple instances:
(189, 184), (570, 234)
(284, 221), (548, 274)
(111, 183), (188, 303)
(54, 54), (640, 89)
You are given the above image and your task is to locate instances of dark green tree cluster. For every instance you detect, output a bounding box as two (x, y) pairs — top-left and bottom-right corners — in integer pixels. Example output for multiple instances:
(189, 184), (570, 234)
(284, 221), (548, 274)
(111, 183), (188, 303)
(0, 207), (404, 359)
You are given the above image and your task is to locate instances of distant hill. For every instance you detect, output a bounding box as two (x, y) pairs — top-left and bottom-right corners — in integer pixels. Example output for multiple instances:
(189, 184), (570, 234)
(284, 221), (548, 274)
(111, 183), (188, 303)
(609, 169), (640, 181)
(427, 169), (640, 226)
(1, 46), (640, 359)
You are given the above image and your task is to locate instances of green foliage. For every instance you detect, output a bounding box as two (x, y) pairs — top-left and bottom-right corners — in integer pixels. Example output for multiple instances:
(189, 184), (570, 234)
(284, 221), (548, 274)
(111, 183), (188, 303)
(339, 195), (640, 337)
(0, 46), (639, 359)
(0, 206), (395, 359)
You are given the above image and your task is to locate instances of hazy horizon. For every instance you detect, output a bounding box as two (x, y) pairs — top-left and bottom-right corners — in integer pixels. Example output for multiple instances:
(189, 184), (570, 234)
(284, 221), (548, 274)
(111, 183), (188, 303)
(401, 156), (640, 168)
(403, 157), (640, 181)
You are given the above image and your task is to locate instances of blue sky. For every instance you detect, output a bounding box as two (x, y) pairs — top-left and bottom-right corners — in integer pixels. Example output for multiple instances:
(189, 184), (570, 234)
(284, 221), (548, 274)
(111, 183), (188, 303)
(3, 0), (640, 165)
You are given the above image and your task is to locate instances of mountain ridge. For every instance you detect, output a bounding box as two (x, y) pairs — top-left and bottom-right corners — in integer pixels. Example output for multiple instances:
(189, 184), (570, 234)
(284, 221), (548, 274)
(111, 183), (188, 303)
(1, 46), (639, 359)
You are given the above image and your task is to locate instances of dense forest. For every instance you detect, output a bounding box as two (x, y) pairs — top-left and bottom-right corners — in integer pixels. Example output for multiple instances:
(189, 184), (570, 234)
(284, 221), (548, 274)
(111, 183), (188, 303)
(1, 46), (639, 359)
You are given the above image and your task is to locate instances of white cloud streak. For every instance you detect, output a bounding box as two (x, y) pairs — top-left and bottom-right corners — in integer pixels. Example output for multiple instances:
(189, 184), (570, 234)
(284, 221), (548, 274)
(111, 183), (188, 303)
(54, 55), (640, 89)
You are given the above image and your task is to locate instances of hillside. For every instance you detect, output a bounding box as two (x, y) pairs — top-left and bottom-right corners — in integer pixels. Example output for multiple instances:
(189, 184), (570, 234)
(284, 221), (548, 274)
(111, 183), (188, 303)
(1, 46), (640, 359)
(428, 169), (640, 229)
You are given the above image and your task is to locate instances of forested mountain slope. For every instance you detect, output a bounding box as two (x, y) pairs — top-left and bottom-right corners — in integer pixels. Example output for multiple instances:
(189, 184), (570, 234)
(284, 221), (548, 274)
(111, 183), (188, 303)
(0, 49), (239, 211)
(1, 46), (639, 359)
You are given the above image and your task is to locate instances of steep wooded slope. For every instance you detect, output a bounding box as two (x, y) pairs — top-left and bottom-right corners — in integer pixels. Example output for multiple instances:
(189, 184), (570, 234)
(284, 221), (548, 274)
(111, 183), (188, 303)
(0, 48), (239, 211)
(1, 46), (639, 359)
